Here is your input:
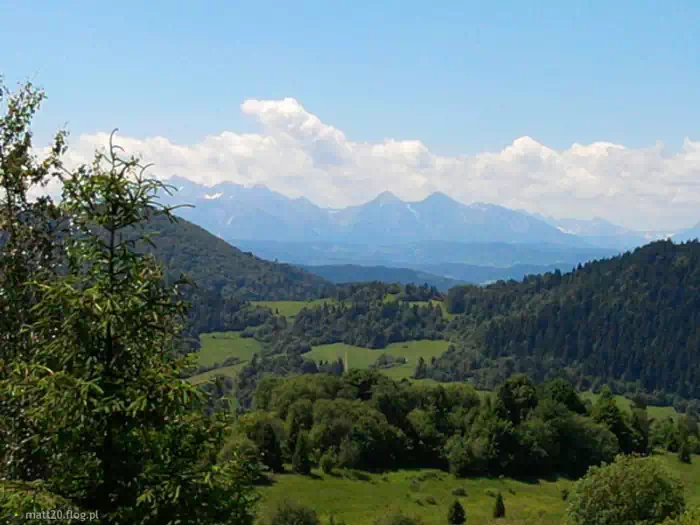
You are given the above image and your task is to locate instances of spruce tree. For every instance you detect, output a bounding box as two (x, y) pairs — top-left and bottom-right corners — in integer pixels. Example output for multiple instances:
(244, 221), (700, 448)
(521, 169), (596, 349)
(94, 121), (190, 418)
(259, 422), (285, 473)
(447, 499), (466, 524)
(493, 492), (506, 519)
(292, 431), (312, 475)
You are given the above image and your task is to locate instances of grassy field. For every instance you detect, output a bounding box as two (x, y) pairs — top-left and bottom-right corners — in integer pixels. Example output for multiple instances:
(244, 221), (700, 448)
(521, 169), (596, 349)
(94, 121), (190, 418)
(304, 340), (450, 380)
(197, 332), (261, 367)
(257, 452), (700, 525)
(187, 331), (261, 384)
(579, 390), (680, 421)
(252, 299), (338, 319)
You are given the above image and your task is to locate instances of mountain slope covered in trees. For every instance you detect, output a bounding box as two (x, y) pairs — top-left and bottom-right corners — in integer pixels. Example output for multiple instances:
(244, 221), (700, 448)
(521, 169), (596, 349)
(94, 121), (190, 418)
(432, 240), (700, 400)
(136, 213), (335, 340)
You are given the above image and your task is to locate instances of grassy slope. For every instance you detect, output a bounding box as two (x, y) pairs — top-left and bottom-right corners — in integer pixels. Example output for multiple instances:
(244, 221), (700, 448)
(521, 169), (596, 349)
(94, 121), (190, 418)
(187, 332), (261, 384)
(252, 299), (338, 319)
(304, 340), (450, 380)
(579, 390), (679, 421)
(258, 452), (700, 525)
(196, 332), (261, 366)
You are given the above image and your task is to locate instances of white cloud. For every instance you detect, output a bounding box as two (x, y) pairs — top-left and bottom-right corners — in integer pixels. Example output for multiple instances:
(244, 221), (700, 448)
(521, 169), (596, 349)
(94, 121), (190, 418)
(45, 99), (700, 231)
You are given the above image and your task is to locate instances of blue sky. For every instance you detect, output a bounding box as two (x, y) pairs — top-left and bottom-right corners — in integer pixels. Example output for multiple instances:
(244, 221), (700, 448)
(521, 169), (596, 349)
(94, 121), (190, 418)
(3, 1), (698, 155)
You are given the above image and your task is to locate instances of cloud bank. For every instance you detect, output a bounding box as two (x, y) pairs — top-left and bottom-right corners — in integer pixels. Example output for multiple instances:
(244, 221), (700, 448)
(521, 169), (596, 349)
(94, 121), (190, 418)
(52, 98), (700, 231)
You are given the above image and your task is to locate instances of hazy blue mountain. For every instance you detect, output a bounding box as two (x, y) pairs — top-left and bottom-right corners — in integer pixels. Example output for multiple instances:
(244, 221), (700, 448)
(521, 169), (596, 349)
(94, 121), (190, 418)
(161, 178), (589, 246)
(674, 221), (700, 242)
(232, 239), (616, 268)
(299, 264), (464, 291)
(532, 213), (675, 250)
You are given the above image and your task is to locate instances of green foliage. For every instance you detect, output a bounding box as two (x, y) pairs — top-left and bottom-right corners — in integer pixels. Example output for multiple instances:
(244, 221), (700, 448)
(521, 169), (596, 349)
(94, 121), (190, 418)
(662, 507), (700, 525)
(447, 500), (466, 524)
(493, 492), (506, 518)
(496, 374), (538, 426)
(679, 440), (693, 464)
(261, 500), (320, 525)
(320, 450), (337, 474)
(433, 240), (700, 402)
(256, 421), (285, 473)
(0, 94), (260, 524)
(292, 431), (313, 475)
(566, 455), (685, 525)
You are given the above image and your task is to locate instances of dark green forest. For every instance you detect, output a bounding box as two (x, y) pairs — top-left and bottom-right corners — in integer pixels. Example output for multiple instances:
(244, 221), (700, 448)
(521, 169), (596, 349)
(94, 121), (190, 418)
(433, 240), (700, 400)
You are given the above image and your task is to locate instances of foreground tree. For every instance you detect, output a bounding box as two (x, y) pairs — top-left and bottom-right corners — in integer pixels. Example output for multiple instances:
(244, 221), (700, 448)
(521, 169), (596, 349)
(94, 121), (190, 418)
(0, 83), (259, 524)
(566, 455), (685, 525)
(493, 492), (506, 519)
(447, 499), (466, 524)
(0, 79), (68, 484)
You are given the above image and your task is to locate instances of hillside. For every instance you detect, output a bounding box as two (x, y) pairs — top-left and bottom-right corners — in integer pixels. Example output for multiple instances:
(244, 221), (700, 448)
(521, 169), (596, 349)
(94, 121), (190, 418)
(141, 212), (334, 301)
(299, 264), (464, 291)
(132, 212), (335, 341)
(431, 240), (700, 401)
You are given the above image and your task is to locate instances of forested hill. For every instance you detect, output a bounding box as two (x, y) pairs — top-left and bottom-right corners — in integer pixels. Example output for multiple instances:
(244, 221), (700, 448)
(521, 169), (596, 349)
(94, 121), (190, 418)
(141, 212), (334, 301)
(298, 264), (464, 291)
(432, 240), (700, 400)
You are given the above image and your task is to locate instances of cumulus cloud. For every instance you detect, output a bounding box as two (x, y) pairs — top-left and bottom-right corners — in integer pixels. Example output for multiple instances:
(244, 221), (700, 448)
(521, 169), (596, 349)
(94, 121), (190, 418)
(46, 98), (700, 231)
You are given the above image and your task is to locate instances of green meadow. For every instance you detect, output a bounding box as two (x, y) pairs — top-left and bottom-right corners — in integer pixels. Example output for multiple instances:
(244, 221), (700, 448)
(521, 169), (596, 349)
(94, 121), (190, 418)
(579, 390), (680, 421)
(304, 340), (450, 380)
(252, 299), (339, 319)
(187, 331), (261, 384)
(257, 452), (700, 525)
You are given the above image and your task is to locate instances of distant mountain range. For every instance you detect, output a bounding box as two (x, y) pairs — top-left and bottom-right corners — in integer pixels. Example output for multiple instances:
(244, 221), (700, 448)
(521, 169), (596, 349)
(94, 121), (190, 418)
(157, 177), (697, 278)
(675, 221), (700, 242)
(160, 177), (590, 246)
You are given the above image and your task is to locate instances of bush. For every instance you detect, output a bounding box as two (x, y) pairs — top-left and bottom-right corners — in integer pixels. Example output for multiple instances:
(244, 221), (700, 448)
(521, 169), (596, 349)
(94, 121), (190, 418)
(261, 500), (320, 525)
(662, 507), (700, 525)
(447, 500), (466, 524)
(424, 496), (437, 505)
(451, 488), (468, 497)
(320, 450), (337, 474)
(560, 488), (570, 501)
(493, 492), (506, 519)
(678, 441), (692, 464)
(567, 455), (685, 525)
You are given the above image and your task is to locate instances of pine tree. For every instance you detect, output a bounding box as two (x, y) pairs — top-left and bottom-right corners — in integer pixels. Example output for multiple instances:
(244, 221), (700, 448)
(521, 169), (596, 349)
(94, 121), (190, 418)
(493, 492), (506, 519)
(447, 499), (466, 524)
(678, 439), (692, 464)
(292, 431), (312, 475)
(259, 422), (285, 473)
(414, 356), (427, 379)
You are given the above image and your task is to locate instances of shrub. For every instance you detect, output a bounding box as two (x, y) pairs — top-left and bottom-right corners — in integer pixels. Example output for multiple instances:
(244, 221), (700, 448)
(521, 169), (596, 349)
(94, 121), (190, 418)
(678, 441), (692, 464)
(261, 500), (320, 525)
(424, 496), (437, 505)
(661, 507), (700, 525)
(567, 455), (685, 525)
(320, 450), (337, 474)
(447, 500), (466, 524)
(493, 492), (506, 519)
(451, 488), (468, 497)
(560, 488), (570, 501)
